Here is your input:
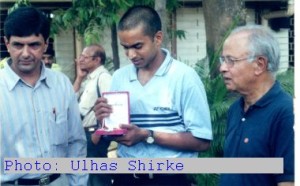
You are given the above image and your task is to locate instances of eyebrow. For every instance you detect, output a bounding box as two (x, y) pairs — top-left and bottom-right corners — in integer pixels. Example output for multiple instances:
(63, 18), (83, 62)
(11, 41), (42, 46)
(120, 42), (142, 49)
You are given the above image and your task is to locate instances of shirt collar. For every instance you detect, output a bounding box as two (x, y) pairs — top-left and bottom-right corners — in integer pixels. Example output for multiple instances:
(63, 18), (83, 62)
(87, 65), (105, 80)
(240, 81), (281, 109)
(129, 48), (173, 81)
(3, 58), (50, 91)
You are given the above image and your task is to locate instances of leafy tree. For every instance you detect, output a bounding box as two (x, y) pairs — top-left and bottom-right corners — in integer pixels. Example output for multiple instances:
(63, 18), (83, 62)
(202, 0), (246, 77)
(51, 0), (180, 71)
(193, 4), (247, 183)
(8, 0), (31, 13)
(51, 0), (132, 71)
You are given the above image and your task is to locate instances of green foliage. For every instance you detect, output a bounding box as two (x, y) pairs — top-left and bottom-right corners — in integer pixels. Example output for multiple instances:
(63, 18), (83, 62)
(277, 68), (294, 96)
(192, 14), (249, 184)
(166, 0), (180, 11)
(193, 58), (235, 186)
(51, 0), (135, 45)
(104, 57), (115, 74)
(8, 0), (31, 14)
(174, 30), (186, 40)
(51, 0), (180, 45)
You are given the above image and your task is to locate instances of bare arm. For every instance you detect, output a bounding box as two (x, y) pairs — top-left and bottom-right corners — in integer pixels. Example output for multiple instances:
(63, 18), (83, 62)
(114, 124), (210, 152)
(152, 130), (210, 151)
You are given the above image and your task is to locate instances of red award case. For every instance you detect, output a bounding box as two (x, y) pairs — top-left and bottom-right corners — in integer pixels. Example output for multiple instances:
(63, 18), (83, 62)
(95, 91), (129, 135)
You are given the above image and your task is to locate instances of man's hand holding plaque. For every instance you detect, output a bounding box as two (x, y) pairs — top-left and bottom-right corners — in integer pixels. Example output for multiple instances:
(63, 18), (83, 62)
(95, 91), (129, 135)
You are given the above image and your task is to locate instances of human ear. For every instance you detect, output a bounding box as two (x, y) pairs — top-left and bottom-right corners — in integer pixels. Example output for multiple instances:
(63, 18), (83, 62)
(3, 37), (10, 52)
(44, 38), (49, 53)
(154, 31), (163, 45)
(254, 56), (268, 75)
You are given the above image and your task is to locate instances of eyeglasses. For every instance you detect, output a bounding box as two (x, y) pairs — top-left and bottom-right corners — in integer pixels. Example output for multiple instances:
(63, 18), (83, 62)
(79, 54), (96, 60)
(219, 56), (255, 67)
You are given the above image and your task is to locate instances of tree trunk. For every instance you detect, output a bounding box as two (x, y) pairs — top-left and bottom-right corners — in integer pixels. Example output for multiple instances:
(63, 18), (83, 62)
(111, 23), (120, 70)
(202, 0), (246, 77)
(155, 0), (171, 50)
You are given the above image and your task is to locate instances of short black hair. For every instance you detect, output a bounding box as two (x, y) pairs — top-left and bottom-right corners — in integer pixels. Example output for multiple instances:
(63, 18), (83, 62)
(4, 6), (50, 42)
(44, 46), (55, 57)
(118, 5), (161, 39)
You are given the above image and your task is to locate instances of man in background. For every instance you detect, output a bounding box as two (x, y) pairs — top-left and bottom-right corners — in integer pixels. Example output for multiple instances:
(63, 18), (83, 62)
(73, 44), (112, 186)
(42, 44), (62, 71)
(42, 46), (55, 68)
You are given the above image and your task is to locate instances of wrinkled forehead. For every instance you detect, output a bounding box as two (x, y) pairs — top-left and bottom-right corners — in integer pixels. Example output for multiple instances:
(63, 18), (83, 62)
(225, 32), (250, 48)
(222, 33), (250, 56)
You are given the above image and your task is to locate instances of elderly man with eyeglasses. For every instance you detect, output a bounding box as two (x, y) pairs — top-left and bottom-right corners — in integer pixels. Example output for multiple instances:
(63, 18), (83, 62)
(73, 44), (113, 186)
(219, 25), (294, 186)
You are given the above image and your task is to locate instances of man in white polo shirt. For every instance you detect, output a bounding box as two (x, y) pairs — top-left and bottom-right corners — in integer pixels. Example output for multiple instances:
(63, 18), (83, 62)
(94, 5), (212, 186)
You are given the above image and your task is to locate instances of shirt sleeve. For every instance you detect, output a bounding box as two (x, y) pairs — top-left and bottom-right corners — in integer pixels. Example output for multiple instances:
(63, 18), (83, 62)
(66, 83), (88, 185)
(181, 69), (213, 140)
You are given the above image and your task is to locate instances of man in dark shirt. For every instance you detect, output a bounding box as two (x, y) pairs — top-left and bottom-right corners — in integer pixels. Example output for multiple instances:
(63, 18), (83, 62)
(219, 25), (294, 186)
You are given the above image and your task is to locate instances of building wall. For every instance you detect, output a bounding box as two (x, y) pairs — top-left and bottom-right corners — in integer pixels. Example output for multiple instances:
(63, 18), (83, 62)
(175, 6), (290, 72)
(247, 9), (290, 73)
(0, 9), (9, 59)
(99, 28), (129, 68)
(272, 29), (289, 73)
(54, 30), (76, 81)
(176, 7), (206, 66)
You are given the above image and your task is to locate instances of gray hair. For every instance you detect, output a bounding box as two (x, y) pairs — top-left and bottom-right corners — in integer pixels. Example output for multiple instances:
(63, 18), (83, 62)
(230, 25), (280, 74)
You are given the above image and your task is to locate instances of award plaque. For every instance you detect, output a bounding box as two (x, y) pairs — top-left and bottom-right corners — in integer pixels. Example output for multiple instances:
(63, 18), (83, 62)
(95, 91), (129, 135)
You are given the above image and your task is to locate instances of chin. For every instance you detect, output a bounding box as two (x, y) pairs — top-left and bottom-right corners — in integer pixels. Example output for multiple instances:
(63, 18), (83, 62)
(225, 85), (235, 92)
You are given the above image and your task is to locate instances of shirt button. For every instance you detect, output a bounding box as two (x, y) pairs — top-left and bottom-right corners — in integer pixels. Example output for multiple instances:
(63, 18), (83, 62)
(244, 138), (249, 143)
(241, 118), (246, 122)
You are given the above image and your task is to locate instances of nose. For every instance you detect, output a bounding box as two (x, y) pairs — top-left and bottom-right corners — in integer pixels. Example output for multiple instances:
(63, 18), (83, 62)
(219, 62), (228, 74)
(44, 58), (49, 64)
(79, 58), (85, 64)
(127, 48), (137, 60)
(21, 45), (30, 58)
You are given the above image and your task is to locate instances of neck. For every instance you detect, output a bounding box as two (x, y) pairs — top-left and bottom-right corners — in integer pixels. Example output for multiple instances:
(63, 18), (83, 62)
(243, 78), (275, 112)
(11, 62), (41, 87)
(140, 49), (165, 73)
(137, 50), (165, 85)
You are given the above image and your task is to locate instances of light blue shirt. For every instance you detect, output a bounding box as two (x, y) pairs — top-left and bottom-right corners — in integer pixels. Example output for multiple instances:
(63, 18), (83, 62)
(0, 61), (88, 185)
(110, 49), (212, 158)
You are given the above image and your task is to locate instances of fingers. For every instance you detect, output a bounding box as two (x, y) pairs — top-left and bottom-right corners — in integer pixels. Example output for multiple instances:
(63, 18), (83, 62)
(119, 123), (133, 130)
(94, 97), (112, 121)
(114, 137), (132, 146)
